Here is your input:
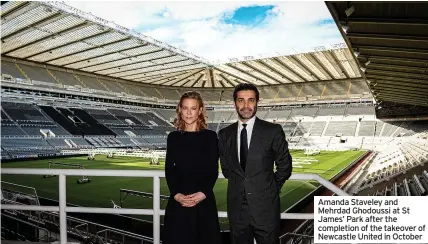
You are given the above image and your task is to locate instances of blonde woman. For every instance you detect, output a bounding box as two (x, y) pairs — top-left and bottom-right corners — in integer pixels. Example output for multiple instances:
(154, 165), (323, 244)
(162, 91), (221, 244)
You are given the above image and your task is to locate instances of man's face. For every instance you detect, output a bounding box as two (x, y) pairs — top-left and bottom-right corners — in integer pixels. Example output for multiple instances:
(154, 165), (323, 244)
(234, 90), (257, 121)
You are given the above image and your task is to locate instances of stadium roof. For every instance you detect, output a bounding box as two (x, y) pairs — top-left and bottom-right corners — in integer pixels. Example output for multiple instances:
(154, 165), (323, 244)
(326, 1), (428, 107)
(1, 1), (362, 89)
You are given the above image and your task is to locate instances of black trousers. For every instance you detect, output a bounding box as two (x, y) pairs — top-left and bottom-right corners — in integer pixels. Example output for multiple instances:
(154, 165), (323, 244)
(231, 196), (279, 244)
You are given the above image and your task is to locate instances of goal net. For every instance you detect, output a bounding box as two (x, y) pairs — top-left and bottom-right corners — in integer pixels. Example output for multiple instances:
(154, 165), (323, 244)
(43, 162), (91, 184)
(304, 147), (320, 156)
(119, 189), (169, 208)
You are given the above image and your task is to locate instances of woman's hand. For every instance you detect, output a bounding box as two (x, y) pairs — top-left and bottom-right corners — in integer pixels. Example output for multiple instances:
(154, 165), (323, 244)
(174, 193), (196, 207)
(187, 192), (206, 204)
(174, 192), (206, 207)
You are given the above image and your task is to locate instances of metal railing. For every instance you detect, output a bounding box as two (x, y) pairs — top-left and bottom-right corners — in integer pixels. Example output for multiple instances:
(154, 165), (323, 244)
(2, 212), (51, 242)
(1, 168), (349, 244)
(281, 233), (314, 244)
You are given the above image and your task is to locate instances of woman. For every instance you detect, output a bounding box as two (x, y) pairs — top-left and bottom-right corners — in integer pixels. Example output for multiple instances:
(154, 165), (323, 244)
(162, 91), (221, 244)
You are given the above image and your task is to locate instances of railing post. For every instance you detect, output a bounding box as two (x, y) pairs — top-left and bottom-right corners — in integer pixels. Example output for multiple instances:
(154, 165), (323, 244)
(59, 173), (67, 244)
(153, 176), (160, 244)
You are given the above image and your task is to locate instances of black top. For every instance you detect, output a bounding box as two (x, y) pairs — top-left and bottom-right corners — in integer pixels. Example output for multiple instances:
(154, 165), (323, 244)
(165, 129), (219, 198)
(163, 129), (222, 243)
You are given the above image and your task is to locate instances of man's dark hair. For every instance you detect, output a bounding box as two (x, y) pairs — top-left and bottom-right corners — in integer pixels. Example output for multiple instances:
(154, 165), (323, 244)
(233, 83), (260, 102)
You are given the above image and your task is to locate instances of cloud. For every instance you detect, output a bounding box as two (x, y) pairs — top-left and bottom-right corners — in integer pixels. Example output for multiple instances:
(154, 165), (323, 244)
(64, 1), (344, 64)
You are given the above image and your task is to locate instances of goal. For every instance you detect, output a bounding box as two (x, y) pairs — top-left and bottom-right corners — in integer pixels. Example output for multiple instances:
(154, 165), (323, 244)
(304, 147), (320, 156)
(43, 162), (91, 184)
(119, 189), (169, 207)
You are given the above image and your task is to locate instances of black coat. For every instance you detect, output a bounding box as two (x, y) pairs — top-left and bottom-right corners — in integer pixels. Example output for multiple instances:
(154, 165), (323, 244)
(218, 117), (292, 227)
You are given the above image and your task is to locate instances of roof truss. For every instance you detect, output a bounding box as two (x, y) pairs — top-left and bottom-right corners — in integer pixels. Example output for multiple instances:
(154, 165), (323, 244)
(326, 1), (428, 107)
(1, 1), (363, 89)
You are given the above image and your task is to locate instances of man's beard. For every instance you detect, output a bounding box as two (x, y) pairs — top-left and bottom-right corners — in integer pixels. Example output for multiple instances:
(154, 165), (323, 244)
(237, 106), (257, 120)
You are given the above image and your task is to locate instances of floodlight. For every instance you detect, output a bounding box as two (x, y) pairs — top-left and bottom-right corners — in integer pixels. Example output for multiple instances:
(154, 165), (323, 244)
(345, 5), (355, 17)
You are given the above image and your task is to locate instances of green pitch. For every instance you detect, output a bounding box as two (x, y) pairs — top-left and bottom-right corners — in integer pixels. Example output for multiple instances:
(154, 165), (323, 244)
(1, 150), (365, 228)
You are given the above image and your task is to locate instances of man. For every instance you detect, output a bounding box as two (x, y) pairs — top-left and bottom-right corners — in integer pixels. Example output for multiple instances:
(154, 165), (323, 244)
(218, 84), (292, 244)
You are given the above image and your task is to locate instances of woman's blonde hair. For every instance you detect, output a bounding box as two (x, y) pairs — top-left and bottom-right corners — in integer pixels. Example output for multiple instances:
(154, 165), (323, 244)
(174, 91), (207, 131)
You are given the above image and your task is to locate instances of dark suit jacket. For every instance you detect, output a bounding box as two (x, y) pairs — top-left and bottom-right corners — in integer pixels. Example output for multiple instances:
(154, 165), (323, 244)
(218, 117), (292, 226)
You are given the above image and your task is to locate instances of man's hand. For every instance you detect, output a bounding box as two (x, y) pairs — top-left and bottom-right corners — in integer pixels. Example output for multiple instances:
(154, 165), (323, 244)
(174, 193), (196, 207)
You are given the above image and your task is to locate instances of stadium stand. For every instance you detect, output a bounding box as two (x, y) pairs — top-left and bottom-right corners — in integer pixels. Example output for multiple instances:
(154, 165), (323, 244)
(265, 109), (292, 121)
(317, 107), (345, 117)
(362, 170), (428, 197)
(308, 121), (326, 136)
(1, 148), (11, 161)
(0, 99), (178, 156)
(283, 122), (298, 137)
(324, 121), (357, 136)
(3, 97), (427, 159)
(1, 201), (152, 244)
(358, 121), (376, 137)
(376, 102), (428, 119)
(152, 109), (176, 123)
(357, 140), (428, 190)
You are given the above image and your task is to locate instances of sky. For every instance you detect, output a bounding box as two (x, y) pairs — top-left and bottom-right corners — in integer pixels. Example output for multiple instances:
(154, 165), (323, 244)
(64, 1), (345, 64)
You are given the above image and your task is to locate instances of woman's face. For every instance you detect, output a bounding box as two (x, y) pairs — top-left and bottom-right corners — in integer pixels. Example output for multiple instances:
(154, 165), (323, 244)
(180, 98), (201, 126)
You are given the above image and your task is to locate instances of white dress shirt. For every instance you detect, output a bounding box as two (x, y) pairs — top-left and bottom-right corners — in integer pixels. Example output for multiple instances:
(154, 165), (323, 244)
(237, 116), (256, 162)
